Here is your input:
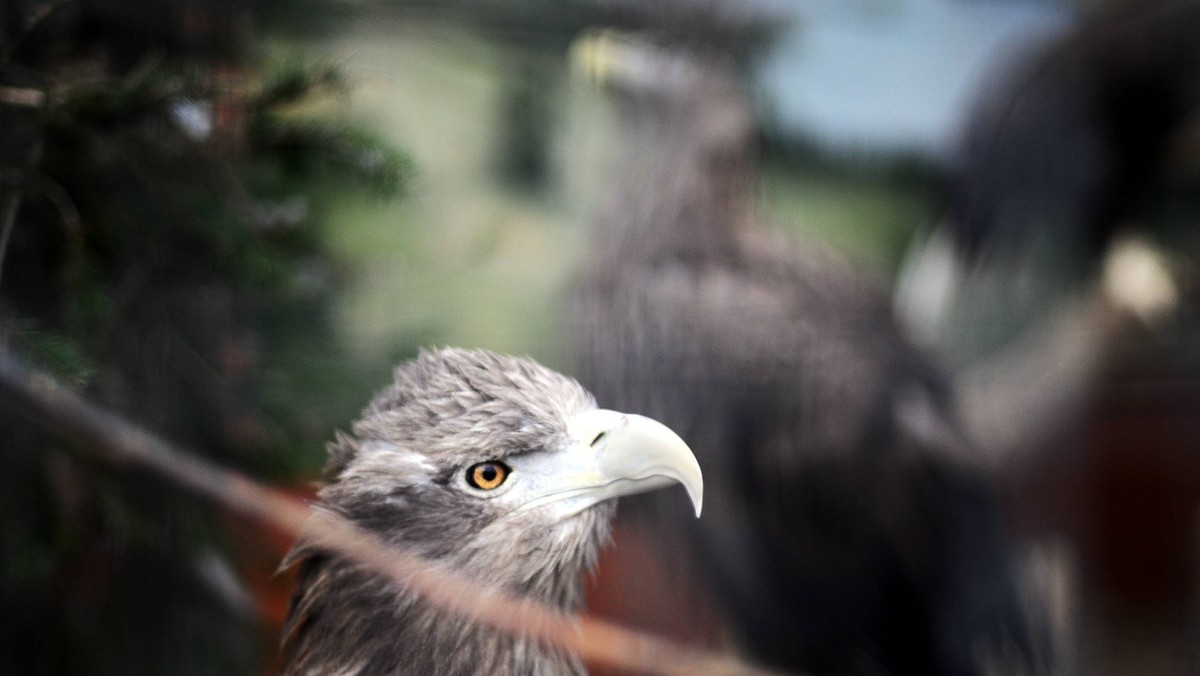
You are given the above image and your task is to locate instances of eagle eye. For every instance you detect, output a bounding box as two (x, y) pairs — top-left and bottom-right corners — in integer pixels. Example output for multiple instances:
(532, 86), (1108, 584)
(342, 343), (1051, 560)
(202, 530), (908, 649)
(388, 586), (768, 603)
(466, 461), (510, 490)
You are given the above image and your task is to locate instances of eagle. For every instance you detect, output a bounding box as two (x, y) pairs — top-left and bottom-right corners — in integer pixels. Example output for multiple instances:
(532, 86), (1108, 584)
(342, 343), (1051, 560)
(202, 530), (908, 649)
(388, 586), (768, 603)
(280, 348), (703, 675)
(572, 36), (1039, 675)
(945, 0), (1200, 265)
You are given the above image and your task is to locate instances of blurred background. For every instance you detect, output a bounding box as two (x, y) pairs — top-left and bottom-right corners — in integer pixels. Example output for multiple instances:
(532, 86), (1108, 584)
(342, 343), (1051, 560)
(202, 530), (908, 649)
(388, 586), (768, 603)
(2, 0), (1199, 674)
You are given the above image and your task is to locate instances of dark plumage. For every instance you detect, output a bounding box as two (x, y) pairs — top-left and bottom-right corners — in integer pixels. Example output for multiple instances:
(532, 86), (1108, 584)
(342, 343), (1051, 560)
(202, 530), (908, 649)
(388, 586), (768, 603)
(281, 348), (702, 675)
(896, 1), (1195, 456)
(948, 0), (1200, 263)
(573, 38), (1036, 675)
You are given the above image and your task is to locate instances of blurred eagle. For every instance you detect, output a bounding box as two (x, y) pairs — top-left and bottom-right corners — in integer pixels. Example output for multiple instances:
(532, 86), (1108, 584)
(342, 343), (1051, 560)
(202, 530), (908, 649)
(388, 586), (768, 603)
(571, 35), (1039, 675)
(946, 0), (1200, 265)
(280, 348), (702, 675)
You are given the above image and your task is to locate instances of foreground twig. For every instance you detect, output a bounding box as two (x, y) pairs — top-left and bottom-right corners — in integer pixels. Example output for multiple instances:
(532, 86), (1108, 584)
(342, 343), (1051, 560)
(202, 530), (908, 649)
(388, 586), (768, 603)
(0, 350), (783, 676)
(0, 0), (74, 69)
(0, 188), (22, 286)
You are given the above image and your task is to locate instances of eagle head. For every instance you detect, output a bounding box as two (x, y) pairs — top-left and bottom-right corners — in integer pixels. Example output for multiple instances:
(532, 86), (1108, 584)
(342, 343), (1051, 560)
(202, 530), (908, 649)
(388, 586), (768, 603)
(283, 348), (702, 675)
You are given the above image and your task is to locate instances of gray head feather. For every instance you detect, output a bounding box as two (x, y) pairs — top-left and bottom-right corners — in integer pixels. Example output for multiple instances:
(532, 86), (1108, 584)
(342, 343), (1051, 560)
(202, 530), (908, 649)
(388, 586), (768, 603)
(282, 348), (607, 676)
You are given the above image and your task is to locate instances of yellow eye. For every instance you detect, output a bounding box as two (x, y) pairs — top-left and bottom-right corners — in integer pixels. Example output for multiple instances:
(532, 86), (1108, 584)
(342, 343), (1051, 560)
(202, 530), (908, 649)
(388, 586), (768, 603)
(466, 461), (509, 490)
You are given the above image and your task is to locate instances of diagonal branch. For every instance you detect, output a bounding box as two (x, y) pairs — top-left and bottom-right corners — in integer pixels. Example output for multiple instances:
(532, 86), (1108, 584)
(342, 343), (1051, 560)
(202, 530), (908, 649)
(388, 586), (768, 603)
(0, 0), (74, 69)
(0, 187), (24, 287)
(0, 349), (787, 676)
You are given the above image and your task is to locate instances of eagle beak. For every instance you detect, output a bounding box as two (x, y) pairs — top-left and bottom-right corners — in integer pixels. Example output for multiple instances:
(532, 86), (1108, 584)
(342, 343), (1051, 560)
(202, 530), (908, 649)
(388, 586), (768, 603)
(513, 409), (703, 518)
(576, 409), (704, 517)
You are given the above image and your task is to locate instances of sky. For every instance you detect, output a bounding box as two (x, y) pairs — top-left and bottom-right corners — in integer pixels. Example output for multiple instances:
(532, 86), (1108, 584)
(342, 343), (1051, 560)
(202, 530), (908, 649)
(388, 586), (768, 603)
(756, 0), (1076, 163)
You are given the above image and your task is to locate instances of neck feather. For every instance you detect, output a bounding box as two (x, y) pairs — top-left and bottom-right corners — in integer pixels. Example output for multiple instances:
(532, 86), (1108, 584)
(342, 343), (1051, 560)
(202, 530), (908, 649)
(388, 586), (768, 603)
(283, 508), (612, 676)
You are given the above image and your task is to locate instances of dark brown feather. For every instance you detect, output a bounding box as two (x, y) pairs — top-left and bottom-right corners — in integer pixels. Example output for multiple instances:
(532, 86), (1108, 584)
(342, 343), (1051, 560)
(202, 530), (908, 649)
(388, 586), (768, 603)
(572, 46), (1039, 675)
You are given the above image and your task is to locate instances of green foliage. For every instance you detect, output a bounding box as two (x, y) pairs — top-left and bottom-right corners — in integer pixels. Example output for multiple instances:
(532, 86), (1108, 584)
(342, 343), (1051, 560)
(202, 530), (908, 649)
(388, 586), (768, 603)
(247, 59), (412, 193)
(0, 1), (411, 673)
(4, 317), (97, 388)
(256, 60), (349, 108)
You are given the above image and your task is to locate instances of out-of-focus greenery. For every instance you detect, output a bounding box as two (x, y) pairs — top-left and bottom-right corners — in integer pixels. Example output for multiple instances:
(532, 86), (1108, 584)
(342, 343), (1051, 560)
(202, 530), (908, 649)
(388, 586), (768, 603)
(302, 12), (927, 373)
(764, 160), (930, 278)
(304, 20), (589, 371)
(0, 1), (410, 673)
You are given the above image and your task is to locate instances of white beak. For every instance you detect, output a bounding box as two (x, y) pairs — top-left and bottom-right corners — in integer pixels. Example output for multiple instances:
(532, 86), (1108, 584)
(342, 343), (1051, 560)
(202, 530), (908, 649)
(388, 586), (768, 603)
(511, 409), (703, 518)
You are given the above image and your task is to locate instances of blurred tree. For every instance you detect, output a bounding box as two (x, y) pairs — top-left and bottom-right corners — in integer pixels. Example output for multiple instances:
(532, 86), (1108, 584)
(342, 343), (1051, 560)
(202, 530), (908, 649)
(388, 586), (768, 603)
(0, 0), (408, 673)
